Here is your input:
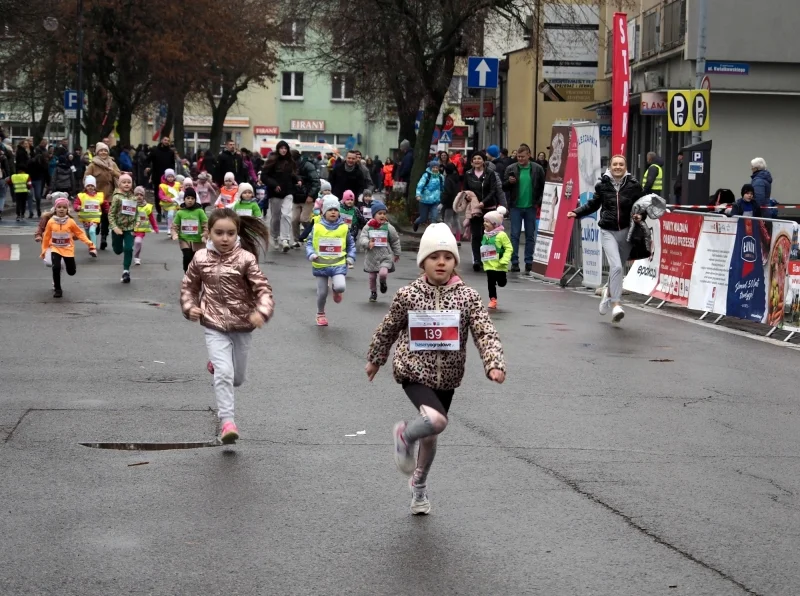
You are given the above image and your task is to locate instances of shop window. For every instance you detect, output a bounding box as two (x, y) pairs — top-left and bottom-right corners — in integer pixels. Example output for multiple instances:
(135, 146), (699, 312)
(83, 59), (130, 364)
(662, 0), (686, 50)
(282, 72), (304, 100)
(334, 134), (353, 146)
(331, 73), (354, 101)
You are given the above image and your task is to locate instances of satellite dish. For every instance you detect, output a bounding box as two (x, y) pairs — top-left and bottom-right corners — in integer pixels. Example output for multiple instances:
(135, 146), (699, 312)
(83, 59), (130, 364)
(43, 17), (59, 32)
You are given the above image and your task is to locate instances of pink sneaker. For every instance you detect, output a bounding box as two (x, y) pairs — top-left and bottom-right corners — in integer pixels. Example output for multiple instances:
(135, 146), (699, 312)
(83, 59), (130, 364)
(333, 291), (343, 303)
(220, 421), (239, 444)
(316, 313), (328, 326)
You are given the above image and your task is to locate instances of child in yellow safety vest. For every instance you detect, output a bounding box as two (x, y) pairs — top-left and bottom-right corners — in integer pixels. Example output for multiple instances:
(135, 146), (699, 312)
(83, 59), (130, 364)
(133, 185), (159, 266)
(214, 172), (238, 209)
(7, 165), (32, 222)
(73, 175), (104, 246)
(158, 168), (181, 235)
(305, 195), (356, 327)
(480, 206), (512, 310)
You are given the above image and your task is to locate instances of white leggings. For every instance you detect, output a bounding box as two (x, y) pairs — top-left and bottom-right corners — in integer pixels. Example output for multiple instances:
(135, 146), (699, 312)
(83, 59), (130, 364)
(316, 275), (346, 313)
(600, 228), (632, 303)
(204, 328), (252, 422)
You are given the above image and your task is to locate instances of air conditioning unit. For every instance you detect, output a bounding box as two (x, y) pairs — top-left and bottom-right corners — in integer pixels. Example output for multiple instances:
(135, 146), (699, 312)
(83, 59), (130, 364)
(644, 71), (663, 91)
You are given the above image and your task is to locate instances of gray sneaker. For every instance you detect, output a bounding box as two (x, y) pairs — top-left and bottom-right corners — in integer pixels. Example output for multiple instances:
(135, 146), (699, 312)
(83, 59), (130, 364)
(409, 477), (431, 515)
(393, 422), (416, 476)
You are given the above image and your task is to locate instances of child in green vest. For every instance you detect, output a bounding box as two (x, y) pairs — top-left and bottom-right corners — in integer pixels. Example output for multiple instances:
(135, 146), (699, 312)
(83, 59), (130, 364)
(171, 188), (209, 272)
(358, 201), (401, 302)
(339, 190), (365, 245)
(481, 206), (512, 310)
(231, 183), (263, 218)
(7, 165), (32, 222)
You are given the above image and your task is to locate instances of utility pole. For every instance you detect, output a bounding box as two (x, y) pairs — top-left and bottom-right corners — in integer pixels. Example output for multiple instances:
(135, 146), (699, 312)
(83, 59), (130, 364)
(692, 0), (707, 144)
(76, 0), (84, 150)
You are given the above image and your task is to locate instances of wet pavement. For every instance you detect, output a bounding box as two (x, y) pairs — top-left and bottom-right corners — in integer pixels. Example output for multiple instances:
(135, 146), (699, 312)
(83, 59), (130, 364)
(1, 222), (799, 595)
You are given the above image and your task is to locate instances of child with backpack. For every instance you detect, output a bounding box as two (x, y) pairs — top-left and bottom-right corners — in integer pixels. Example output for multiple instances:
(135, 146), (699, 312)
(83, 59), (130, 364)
(413, 160), (444, 232)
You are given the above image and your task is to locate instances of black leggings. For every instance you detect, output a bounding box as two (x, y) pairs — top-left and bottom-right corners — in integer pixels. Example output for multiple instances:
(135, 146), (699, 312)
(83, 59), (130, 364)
(470, 217), (484, 264)
(14, 193), (27, 217)
(100, 211), (109, 240)
(51, 253), (77, 291)
(486, 270), (507, 299)
(403, 382), (455, 417)
(181, 247), (197, 272)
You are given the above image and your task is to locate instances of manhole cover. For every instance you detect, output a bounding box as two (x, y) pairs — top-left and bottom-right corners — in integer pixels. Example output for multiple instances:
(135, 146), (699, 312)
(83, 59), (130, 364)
(80, 440), (219, 450)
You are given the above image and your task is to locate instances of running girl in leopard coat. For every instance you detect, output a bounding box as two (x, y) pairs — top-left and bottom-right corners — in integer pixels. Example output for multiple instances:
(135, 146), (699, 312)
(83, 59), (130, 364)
(366, 223), (506, 515)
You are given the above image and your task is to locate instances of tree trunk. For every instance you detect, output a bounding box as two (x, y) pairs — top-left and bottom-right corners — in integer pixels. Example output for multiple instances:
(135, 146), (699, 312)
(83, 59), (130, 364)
(208, 97), (233, 154)
(172, 94), (185, 156)
(32, 43), (59, 146)
(397, 112), (417, 151)
(116, 104), (133, 147)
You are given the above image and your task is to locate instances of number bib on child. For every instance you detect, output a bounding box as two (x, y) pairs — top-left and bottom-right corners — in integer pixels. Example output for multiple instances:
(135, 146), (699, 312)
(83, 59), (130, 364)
(408, 310), (460, 351)
(341, 213), (353, 225)
(362, 206), (372, 218)
(83, 200), (100, 213)
(368, 229), (388, 247)
(121, 199), (137, 216)
(181, 219), (199, 235)
(480, 244), (497, 262)
(318, 237), (343, 255)
(236, 208), (251, 217)
(51, 232), (71, 248)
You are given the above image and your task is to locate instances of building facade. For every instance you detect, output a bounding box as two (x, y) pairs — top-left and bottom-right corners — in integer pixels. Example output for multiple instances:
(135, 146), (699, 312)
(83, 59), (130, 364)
(595, 0), (800, 202)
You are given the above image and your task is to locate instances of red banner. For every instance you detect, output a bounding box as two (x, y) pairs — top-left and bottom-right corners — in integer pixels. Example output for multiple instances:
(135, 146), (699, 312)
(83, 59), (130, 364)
(650, 212), (703, 306)
(611, 13), (630, 157)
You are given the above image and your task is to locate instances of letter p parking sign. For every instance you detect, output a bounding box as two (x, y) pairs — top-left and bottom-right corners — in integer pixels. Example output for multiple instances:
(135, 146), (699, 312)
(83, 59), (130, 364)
(668, 91), (690, 132)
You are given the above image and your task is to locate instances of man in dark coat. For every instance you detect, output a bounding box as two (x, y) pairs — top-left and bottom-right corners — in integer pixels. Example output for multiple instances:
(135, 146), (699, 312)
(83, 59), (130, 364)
(215, 139), (246, 186)
(146, 135), (177, 219)
(328, 150), (365, 199)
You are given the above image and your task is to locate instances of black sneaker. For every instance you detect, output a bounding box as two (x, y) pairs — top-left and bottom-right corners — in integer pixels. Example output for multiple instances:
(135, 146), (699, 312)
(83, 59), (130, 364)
(369, 292), (377, 302)
(379, 279), (388, 294)
(472, 262), (483, 272)
(121, 271), (131, 283)
(100, 238), (107, 250)
(53, 289), (63, 298)
(525, 264), (533, 276)
(510, 264), (521, 273)
(157, 213), (162, 223)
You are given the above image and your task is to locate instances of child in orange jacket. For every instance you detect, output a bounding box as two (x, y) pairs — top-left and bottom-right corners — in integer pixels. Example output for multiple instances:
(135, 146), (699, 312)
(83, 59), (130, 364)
(41, 195), (97, 298)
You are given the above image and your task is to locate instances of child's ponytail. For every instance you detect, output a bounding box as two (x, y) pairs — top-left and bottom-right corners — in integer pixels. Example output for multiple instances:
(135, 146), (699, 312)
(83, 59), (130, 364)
(207, 208), (270, 260)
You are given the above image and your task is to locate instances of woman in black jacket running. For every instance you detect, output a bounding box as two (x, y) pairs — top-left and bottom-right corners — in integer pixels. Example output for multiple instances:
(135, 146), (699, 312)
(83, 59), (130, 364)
(568, 154), (644, 323)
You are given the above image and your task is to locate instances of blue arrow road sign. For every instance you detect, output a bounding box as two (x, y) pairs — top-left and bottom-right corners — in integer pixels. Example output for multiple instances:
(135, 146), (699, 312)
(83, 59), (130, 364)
(467, 56), (499, 89)
(414, 110), (423, 132)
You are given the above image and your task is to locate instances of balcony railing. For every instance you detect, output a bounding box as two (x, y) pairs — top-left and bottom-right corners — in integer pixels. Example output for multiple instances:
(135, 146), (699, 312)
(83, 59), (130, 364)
(641, 7), (659, 58)
(662, 0), (686, 50)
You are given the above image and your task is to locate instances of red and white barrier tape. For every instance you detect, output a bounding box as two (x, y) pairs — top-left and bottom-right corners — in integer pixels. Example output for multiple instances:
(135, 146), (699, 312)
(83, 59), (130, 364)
(667, 204), (799, 209)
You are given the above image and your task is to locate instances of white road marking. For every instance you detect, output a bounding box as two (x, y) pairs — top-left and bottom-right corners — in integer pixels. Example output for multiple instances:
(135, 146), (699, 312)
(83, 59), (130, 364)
(9, 244), (19, 260)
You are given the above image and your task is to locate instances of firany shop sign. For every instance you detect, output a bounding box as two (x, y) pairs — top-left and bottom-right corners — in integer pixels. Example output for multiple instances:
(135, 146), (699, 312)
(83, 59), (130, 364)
(290, 120), (325, 131)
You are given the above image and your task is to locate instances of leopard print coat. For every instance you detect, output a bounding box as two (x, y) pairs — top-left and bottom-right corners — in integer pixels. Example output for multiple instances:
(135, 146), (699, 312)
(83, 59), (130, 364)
(367, 276), (505, 391)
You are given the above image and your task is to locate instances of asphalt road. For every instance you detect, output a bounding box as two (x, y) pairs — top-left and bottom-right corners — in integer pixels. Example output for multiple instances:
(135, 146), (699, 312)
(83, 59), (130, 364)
(1, 218), (798, 596)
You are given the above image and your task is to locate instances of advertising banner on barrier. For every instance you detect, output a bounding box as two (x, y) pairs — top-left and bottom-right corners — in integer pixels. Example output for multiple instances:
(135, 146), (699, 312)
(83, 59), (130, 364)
(622, 212), (702, 306)
(688, 218), (738, 313)
(785, 227), (800, 330)
(576, 123), (603, 287)
(533, 124), (578, 279)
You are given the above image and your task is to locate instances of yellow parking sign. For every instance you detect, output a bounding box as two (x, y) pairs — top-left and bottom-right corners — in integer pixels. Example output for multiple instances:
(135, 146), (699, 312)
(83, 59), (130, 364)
(691, 90), (710, 131)
(668, 91), (691, 131)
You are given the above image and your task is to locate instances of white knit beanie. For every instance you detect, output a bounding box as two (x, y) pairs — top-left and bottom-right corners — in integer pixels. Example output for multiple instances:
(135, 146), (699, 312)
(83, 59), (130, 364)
(95, 141), (109, 153)
(84, 175), (97, 188)
(224, 171), (235, 182)
(322, 195), (340, 214)
(164, 168), (175, 178)
(235, 182), (254, 201)
(320, 178), (331, 193)
(483, 206), (507, 227)
(417, 223), (460, 267)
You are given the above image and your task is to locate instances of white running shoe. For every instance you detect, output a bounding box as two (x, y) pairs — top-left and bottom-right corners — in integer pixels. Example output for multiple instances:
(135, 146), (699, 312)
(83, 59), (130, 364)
(599, 287), (611, 315)
(281, 239), (290, 253)
(134, 258), (141, 266)
(612, 304), (625, 323)
(392, 422), (416, 476)
(409, 477), (431, 515)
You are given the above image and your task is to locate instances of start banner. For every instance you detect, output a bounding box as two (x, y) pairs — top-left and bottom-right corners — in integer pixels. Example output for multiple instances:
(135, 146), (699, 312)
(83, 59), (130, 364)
(625, 212), (799, 329)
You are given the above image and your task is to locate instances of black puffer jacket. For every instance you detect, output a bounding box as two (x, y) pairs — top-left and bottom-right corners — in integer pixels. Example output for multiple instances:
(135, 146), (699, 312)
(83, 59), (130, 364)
(462, 168), (500, 215)
(574, 172), (644, 231)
